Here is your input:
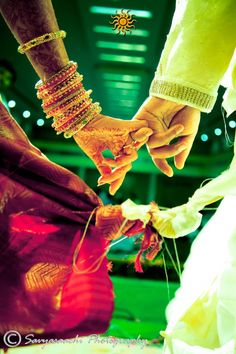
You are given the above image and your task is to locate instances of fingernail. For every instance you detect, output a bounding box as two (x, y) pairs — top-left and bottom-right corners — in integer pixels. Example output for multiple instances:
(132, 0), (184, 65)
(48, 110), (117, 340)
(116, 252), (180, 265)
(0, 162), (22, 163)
(109, 187), (115, 195)
(176, 126), (184, 134)
(97, 177), (105, 184)
(176, 162), (185, 170)
(177, 144), (187, 153)
(146, 129), (153, 136)
(97, 181), (106, 186)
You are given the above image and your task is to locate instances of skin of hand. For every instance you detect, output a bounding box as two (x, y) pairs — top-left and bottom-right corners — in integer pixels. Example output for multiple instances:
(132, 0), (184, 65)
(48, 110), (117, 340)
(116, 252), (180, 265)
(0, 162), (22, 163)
(73, 114), (153, 195)
(133, 96), (201, 176)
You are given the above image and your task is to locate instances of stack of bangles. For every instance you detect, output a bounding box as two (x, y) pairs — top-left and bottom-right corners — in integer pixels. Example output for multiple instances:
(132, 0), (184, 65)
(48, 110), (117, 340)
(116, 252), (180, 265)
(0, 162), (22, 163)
(35, 61), (101, 138)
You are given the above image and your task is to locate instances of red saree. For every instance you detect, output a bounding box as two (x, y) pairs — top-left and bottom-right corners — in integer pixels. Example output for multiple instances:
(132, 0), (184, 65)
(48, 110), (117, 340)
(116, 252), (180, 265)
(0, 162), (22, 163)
(0, 101), (161, 348)
(0, 101), (115, 347)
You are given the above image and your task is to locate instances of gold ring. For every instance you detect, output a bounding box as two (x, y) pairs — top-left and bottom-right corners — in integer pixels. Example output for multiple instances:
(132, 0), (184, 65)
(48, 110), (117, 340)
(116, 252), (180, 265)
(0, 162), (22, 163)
(130, 133), (137, 143)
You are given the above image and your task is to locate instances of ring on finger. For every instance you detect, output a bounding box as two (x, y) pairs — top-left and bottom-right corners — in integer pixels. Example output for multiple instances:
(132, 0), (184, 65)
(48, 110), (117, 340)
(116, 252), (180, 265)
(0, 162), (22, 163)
(130, 133), (137, 143)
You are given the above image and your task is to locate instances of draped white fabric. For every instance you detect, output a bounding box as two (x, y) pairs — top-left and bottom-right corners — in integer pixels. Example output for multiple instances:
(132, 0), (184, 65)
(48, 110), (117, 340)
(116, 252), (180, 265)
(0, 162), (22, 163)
(162, 196), (236, 353)
(121, 133), (236, 353)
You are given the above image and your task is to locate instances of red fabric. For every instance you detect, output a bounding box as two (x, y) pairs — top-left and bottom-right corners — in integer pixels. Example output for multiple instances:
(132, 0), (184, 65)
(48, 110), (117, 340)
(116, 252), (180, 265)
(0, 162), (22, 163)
(0, 102), (114, 346)
(96, 205), (163, 273)
(0, 102), (162, 348)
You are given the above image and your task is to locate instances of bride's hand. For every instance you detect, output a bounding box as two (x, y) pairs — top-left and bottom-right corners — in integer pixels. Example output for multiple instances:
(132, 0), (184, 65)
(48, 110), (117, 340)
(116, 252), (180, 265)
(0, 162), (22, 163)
(73, 114), (153, 195)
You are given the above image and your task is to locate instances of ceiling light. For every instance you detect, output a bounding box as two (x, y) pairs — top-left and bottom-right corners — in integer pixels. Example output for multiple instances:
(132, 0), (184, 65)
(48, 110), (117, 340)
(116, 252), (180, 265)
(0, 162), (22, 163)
(120, 100), (135, 107)
(96, 41), (147, 52)
(110, 99), (135, 107)
(8, 100), (16, 108)
(229, 120), (236, 128)
(201, 134), (208, 142)
(90, 6), (152, 18)
(105, 81), (140, 89)
(106, 89), (139, 97)
(93, 26), (113, 34)
(132, 29), (149, 37)
(93, 26), (149, 37)
(36, 118), (45, 126)
(23, 110), (31, 118)
(99, 53), (145, 64)
(214, 128), (222, 136)
(103, 73), (141, 82)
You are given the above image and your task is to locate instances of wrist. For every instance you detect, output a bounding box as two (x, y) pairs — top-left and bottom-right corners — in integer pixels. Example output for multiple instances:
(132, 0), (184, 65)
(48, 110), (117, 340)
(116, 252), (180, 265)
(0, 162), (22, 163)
(141, 96), (185, 126)
(147, 96), (185, 112)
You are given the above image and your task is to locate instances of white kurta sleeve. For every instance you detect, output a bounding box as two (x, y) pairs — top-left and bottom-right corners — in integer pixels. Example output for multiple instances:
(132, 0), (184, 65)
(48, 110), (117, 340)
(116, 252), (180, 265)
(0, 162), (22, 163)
(150, 0), (236, 112)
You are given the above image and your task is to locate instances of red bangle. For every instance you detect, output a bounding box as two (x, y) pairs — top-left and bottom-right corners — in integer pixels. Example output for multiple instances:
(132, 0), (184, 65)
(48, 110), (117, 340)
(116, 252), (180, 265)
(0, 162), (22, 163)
(52, 97), (92, 125)
(35, 61), (77, 91)
(37, 71), (79, 99)
(54, 102), (93, 132)
(42, 82), (83, 110)
(45, 90), (85, 117)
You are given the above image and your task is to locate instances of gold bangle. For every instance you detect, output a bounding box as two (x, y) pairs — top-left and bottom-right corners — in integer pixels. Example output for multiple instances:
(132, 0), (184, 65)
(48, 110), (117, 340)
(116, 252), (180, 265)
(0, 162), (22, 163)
(43, 88), (85, 116)
(18, 30), (67, 54)
(51, 92), (91, 122)
(52, 98), (93, 129)
(35, 61), (77, 89)
(63, 103), (102, 138)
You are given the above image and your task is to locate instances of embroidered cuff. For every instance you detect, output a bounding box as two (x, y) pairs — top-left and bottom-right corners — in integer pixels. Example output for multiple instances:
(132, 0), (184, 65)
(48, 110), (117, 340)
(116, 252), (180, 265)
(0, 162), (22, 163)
(150, 79), (217, 113)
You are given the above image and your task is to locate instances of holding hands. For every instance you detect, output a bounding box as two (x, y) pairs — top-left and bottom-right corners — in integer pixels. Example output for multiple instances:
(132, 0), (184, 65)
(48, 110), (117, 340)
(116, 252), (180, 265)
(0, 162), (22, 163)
(0, 0), (203, 198)
(74, 114), (153, 195)
(77, 97), (200, 194)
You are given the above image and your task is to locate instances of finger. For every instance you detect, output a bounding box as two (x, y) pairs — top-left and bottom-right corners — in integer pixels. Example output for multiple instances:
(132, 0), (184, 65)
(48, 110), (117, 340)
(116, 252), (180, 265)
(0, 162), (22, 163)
(123, 119), (149, 131)
(149, 142), (187, 159)
(148, 124), (184, 148)
(174, 135), (195, 169)
(92, 153), (112, 175)
(118, 128), (152, 156)
(98, 164), (132, 184)
(109, 173), (127, 195)
(152, 158), (174, 177)
(109, 162), (132, 194)
(130, 127), (153, 142)
(104, 150), (138, 168)
(122, 128), (152, 156)
(108, 127), (152, 158)
(111, 128), (149, 161)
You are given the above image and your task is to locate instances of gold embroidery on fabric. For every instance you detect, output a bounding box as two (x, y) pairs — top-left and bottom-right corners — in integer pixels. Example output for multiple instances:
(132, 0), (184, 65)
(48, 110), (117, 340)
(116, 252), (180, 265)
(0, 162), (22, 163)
(151, 80), (215, 111)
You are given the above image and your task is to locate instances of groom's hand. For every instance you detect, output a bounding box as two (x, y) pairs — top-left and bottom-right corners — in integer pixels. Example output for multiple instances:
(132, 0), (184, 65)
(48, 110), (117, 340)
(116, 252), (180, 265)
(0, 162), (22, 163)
(133, 97), (201, 176)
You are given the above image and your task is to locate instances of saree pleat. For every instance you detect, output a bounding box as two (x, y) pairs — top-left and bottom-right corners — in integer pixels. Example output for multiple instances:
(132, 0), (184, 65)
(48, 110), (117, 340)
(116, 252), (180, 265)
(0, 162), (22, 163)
(0, 101), (114, 346)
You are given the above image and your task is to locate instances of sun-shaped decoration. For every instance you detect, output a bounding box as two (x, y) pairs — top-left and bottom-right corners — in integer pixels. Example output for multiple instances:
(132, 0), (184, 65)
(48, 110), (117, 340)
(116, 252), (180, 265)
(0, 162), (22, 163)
(110, 9), (136, 36)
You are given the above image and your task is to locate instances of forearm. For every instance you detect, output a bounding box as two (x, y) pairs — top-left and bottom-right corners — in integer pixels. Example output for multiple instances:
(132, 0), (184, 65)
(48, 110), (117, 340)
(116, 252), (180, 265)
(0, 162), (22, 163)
(0, 0), (104, 145)
(0, 0), (69, 81)
(150, 0), (236, 112)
